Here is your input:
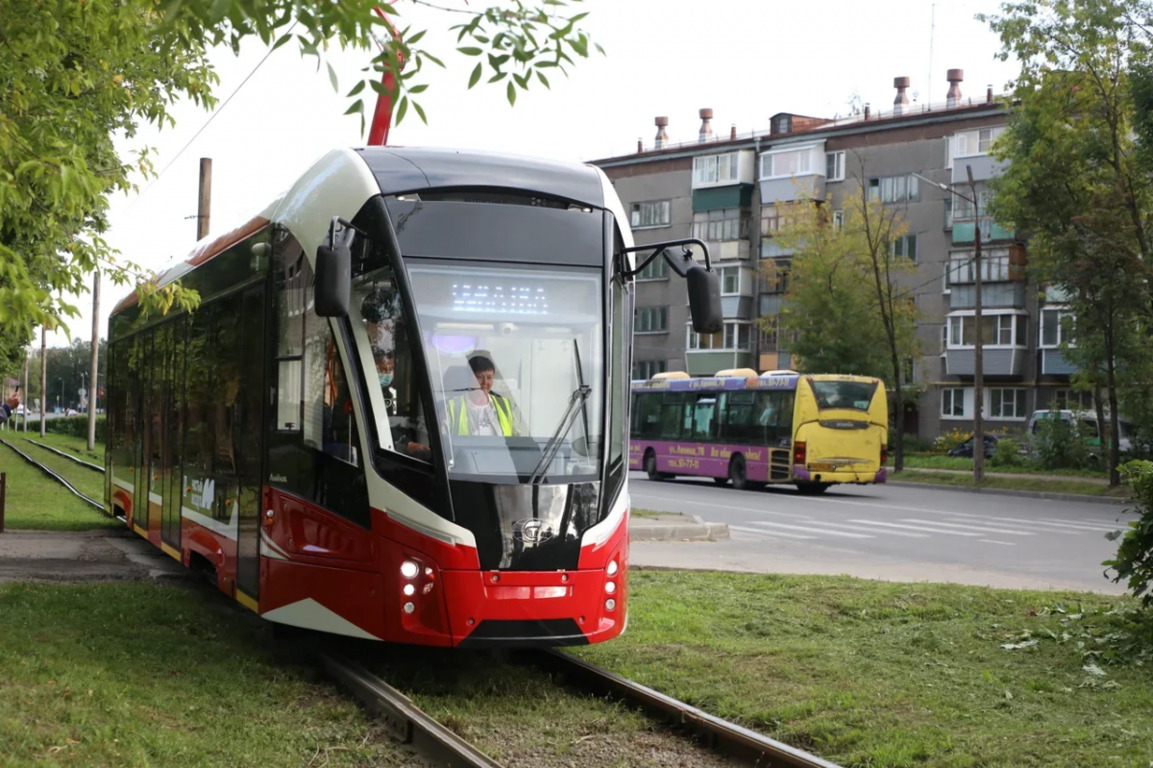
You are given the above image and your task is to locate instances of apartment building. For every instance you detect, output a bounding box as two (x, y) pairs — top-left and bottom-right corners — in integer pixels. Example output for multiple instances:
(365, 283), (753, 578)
(592, 70), (1080, 442)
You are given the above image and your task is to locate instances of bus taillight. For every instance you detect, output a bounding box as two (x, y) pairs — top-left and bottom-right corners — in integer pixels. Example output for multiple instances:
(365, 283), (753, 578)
(881, 443), (888, 465)
(793, 441), (806, 466)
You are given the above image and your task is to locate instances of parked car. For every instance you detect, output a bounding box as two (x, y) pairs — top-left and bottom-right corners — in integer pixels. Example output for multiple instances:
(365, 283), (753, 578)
(947, 434), (1000, 459)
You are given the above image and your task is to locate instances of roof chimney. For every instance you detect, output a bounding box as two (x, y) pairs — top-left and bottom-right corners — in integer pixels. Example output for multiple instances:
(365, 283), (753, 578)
(730, 123), (737, 140)
(698, 108), (714, 143)
(987, 84), (994, 104)
(893, 76), (911, 116)
(864, 102), (871, 120)
(946, 68), (964, 108)
(654, 116), (669, 150)
(637, 138), (643, 153)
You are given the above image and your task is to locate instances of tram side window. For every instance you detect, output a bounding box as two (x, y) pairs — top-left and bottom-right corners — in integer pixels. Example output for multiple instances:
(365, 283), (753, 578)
(303, 311), (360, 465)
(658, 393), (684, 440)
(276, 248), (308, 431)
(635, 392), (662, 439)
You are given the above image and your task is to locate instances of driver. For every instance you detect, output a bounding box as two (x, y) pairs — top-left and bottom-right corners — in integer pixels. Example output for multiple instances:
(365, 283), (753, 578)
(446, 355), (517, 436)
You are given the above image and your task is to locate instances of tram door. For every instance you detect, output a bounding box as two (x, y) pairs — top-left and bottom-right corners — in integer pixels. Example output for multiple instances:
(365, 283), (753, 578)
(161, 319), (187, 552)
(132, 333), (153, 536)
(234, 285), (266, 601)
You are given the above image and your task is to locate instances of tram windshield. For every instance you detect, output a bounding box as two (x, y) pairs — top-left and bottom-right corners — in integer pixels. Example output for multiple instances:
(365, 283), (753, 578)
(406, 261), (605, 482)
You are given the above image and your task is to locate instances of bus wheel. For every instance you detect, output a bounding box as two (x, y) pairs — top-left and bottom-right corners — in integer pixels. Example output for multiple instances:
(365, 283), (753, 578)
(729, 454), (749, 491)
(713, 476), (729, 486)
(644, 450), (665, 481)
(796, 482), (830, 495)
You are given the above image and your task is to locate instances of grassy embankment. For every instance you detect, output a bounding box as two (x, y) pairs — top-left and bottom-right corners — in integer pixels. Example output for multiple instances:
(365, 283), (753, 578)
(0, 434), (117, 530)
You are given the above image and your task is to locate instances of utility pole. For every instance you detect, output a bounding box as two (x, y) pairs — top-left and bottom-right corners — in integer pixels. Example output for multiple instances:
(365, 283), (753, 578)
(39, 327), (46, 437)
(88, 271), (100, 450)
(968, 164), (984, 484)
(21, 351), (28, 432)
(197, 158), (212, 240)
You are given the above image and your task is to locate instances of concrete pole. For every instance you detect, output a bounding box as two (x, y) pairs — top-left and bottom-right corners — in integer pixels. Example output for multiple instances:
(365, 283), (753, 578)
(197, 158), (212, 241)
(88, 272), (100, 451)
(39, 326), (46, 437)
(21, 351), (28, 432)
(968, 164), (984, 484)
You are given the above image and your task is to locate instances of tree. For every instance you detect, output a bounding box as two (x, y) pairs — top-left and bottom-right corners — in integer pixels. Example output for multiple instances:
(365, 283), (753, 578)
(982, 0), (1153, 486)
(0, 0), (599, 377)
(762, 178), (920, 468)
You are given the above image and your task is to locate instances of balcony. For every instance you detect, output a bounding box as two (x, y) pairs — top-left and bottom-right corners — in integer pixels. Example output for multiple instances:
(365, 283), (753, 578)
(721, 295), (754, 319)
(758, 174), (826, 205)
(953, 218), (1016, 244)
(686, 350), (755, 376)
(951, 154), (1008, 184)
(1041, 348), (1077, 376)
(949, 282), (1027, 310)
(945, 348), (1027, 377)
(707, 240), (751, 261)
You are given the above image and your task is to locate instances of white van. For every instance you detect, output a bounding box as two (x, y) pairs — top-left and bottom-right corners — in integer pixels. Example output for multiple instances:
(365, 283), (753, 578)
(1026, 409), (1132, 454)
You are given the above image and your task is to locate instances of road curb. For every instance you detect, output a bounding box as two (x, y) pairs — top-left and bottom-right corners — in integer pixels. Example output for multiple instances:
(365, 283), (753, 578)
(629, 514), (730, 541)
(886, 479), (1128, 506)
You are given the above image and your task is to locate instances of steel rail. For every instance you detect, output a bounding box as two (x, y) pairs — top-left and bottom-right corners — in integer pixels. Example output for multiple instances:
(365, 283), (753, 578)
(532, 650), (845, 768)
(320, 653), (505, 768)
(23, 438), (105, 473)
(0, 437), (105, 513)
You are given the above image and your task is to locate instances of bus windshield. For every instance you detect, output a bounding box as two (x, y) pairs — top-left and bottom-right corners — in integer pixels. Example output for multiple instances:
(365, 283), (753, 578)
(810, 380), (877, 411)
(406, 261), (605, 482)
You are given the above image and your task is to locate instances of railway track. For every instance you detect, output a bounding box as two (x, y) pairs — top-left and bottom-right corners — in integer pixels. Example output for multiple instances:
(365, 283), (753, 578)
(324, 646), (843, 768)
(0, 437), (106, 513)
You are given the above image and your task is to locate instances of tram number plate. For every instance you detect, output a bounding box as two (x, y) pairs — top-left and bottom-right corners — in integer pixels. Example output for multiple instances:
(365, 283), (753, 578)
(809, 462), (836, 471)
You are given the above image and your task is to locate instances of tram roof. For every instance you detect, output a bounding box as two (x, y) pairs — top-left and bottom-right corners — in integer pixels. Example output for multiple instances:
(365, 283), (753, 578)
(354, 146), (607, 208)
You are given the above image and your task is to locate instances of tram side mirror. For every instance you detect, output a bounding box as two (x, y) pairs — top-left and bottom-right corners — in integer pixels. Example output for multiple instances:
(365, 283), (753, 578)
(315, 240), (351, 317)
(686, 265), (722, 333)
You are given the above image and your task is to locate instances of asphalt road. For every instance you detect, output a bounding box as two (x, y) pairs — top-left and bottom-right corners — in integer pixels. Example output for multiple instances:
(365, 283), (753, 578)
(629, 472), (1138, 594)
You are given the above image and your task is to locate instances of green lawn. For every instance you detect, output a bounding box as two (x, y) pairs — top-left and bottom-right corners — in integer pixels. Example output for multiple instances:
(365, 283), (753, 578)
(16, 437), (106, 502)
(903, 453), (1111, 480)
(575, 571), (1153, 768)
(28, 431), (105, 464)
(890, 469), (1127, 498)
(0, 439), (117, 531)
(0, 583), (402, 767)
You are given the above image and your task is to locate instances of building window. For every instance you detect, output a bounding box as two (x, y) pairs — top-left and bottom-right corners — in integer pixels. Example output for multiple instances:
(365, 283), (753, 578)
(832, 209), (844, 230)
(634, 306), (668, 333)
(952, 189), (991, 220)
(1053, 388), (1094, 411)
(942, 388), (967, 418)
(719, 266), (741, 295)
(763, 258), (790, 293)
(952, 127), (1005, 158)
(891, 234), (917, 261)
(630, 200), (671, 229)
(760, 205), (797, 238)
(943, 197), (953, 230)
(947, 248), (1011, 285)
(867, 174), (919, 204)
(989, 388), (1027, 420)
(1041, 307), (1074, 347)
(826, 151), (845, 181)
(692, 152), (741, 187)
(636, 256), (668, 280)
(946, 313), (1027, 347)
(692, 207), (746, 242)
(632, 359), (668, 380)
(759, 315), (780, 352)
(686, 321), (750, 351)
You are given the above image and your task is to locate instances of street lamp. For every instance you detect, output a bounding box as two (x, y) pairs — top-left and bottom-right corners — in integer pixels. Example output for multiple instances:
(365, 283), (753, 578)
(57, 377), (64, 411)
(914, 166), (985, 483)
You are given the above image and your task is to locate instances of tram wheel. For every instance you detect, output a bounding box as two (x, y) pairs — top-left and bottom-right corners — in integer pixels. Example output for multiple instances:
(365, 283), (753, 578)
(729, 454), (748, 491)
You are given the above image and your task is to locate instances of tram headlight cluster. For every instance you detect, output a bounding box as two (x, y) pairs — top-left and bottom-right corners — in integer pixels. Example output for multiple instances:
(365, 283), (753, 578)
(400, 560), (419, 579)
(399, 556), (437, 617)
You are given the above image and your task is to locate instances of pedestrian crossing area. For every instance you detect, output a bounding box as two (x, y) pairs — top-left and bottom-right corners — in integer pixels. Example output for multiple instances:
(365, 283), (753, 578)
(728, 508), (1127, 546)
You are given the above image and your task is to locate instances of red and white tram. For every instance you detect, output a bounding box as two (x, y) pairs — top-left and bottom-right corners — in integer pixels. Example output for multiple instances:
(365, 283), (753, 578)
(106, 147), (720, 646)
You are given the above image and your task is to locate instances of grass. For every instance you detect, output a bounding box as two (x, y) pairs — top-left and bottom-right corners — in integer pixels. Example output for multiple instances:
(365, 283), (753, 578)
(0, 583), (404, 767)
(889, 469), (1128, 498)
(27, 432), (104, 464)
(630, 508), (671, 519)
(16, 438), (106, 503)
(903, 453), (1111, 480)
(575, 571), (1153, 768)
(0, 439), (117, 531)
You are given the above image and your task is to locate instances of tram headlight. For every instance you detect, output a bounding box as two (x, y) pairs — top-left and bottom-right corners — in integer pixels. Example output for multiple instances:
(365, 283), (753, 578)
(605, 580), (616, 594)
(402, 602), (416, 614)
(607, 559), (618, 577)
(400, 560), (419, 579)
(403, 583), (415, 596)
(605, 598), (616, 611)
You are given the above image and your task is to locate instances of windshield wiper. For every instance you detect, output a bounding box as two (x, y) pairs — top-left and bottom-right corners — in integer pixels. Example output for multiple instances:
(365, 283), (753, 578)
(528, 384), (591, 484)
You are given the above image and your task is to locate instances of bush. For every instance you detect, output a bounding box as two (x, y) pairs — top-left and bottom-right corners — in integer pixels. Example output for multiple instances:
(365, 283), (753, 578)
(20, 415), (106, 442)
(1034, 414), (1090, 470)
(932, 427), (971, 454)
(989, 437), (1025, 467)
(1105, 460), (1153, 607)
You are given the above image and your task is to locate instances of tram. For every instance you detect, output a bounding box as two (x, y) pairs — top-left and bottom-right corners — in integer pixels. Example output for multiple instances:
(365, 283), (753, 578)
(105, 147), (721, 646)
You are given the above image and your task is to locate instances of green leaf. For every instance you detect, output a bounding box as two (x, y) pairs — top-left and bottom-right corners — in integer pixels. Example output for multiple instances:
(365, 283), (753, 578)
(396, 95), (409, 125)
(326, 62), (339, 91)
(507, 80), (516, 106)
(457, 46), (483, 56)
(468, 63), (482, 89)
(536, 70), (550, 88)
(413, 100), (428, 125)
(347, 79), (367, 97)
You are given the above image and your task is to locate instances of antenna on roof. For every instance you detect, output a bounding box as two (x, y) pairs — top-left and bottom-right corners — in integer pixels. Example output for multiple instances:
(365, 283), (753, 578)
(927, 3), (936, 105)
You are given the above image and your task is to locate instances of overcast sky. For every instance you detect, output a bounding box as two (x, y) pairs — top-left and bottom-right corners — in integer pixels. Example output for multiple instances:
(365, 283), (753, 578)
(45, 0), (1020, 347)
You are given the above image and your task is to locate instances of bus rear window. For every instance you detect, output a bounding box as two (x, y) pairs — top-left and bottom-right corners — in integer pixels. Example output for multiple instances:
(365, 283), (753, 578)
(810, 380), (876, 411)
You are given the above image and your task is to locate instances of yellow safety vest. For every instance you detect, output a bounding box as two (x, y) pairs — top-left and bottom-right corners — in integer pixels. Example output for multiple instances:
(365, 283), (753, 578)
(448, 394), (514, 436)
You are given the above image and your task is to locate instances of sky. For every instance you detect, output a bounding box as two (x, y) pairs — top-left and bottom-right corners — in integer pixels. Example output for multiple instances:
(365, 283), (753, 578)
(44, 0), (1021, 348)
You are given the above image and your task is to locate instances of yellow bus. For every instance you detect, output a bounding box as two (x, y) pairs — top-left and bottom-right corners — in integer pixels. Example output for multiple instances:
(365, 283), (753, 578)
(628, 370), (888, 494)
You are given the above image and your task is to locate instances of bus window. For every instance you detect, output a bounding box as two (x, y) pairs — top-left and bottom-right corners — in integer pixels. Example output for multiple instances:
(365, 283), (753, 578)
(810, 380), (876, 411)
(725, 391), (757, 444)
(692, 396), (716, 440)
(636, 392), (662, 439)
(758, 391), (794, 445)
(659, 393), (684, 440)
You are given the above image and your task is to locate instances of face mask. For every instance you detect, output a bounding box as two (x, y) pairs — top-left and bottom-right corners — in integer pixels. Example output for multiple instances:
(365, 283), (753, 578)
(379, 373), (393, 388)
